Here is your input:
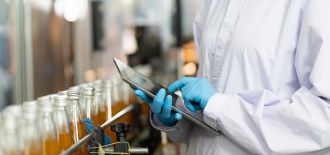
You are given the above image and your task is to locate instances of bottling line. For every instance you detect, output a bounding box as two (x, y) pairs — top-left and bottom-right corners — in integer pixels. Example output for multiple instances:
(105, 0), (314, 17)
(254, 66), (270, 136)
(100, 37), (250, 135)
(0, 75), (152, 155)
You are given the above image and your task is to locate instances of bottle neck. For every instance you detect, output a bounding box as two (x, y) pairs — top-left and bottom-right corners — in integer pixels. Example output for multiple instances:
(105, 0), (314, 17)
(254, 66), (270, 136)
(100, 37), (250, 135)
(82, 95), (94, 119)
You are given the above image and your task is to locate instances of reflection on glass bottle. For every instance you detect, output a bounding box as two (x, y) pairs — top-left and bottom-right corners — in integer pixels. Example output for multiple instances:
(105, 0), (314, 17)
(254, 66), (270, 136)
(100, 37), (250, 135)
(22, 101), (43, 155)
(53, 94), (74, 152)
(67, 88), (89, 155)
(1, 105), (22, 155)
(37, 95), (60, 155)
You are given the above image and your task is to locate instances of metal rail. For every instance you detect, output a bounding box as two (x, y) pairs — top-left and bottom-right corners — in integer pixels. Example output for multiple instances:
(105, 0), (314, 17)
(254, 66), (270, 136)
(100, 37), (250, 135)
(61, 104), (135, 155)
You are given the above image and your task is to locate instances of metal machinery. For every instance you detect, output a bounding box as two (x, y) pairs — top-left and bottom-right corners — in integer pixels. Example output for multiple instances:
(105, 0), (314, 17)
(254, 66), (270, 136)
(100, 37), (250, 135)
(62, 104), (149, 155)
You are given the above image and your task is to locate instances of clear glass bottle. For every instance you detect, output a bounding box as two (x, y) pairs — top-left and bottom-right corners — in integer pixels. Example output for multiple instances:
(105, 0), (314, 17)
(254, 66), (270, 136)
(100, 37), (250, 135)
(80, 87), (98, 124)
(1, 105), (22, 155)
(102, 80), (113, 136)
(105, 77), (129, 141)
(52, 93), (74, 152)
(94, 81), (107, 125)
(104, 80), (112, 119)
(37, 95), (60, 155)
(67, 89), (89, 155)
(21, 101), (43, 155)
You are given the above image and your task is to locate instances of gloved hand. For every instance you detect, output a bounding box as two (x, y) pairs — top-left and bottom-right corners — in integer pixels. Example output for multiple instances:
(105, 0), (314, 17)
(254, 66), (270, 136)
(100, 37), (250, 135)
(135, 88), (182, 126)
(84, 119), (111, 145)
(168, 77), (215, 113)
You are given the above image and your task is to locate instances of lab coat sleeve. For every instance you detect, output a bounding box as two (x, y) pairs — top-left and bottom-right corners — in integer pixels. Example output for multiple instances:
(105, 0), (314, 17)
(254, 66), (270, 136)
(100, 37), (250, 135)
(203, 1), (330, 154)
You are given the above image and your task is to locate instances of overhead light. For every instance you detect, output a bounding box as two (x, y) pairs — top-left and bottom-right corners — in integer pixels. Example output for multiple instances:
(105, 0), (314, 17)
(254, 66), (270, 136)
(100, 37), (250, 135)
(63, 0), (83, 22)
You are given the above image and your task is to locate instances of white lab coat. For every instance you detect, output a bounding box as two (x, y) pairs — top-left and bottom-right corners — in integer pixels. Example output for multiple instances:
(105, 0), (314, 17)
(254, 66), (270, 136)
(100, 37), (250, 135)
(151, 0), (330, 154)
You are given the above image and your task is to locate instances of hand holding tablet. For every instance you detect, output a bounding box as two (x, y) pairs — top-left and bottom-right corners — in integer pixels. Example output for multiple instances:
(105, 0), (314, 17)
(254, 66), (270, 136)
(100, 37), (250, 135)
(113, 58), (222, 135)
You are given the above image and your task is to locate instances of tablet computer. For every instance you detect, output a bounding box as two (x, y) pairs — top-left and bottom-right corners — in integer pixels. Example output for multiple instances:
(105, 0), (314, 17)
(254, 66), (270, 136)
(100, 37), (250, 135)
(113, 58), (222, 135)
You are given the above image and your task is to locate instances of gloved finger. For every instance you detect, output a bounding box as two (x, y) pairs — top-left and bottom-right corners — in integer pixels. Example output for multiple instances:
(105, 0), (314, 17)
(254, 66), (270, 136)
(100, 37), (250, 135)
(152, 88), (166, 113)
(174, 112), (182, 120)
(184, 99), (197, 113)
(160, 95), (172, 118)
(168, 77), (193, 93)
(135, 90), (153, 104)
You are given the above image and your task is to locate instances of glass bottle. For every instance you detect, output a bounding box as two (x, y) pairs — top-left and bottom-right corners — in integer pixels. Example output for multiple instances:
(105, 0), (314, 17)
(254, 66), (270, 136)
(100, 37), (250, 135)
(104, 80), (112, 119)
(80, 87), (98, 124)
(21, 101), (43, 155)
(52, 93), (74, 152)
(67, 89), (89, 155)
(1, 105), (22, 155)
(105, 77), (127, 141)
(103, 80), (113, 136)
(79, 83), (89, 105)
(94, 81), (107, 125)
(37, 95), (60, 155)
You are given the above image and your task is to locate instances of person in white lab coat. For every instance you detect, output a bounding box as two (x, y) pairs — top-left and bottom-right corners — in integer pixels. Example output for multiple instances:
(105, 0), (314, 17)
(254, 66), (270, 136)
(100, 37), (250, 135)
(135, 0), (330, 154)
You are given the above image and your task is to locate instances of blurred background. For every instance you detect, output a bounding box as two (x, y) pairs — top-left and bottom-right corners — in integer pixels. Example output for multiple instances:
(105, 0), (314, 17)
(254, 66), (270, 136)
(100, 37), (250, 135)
(0, 0), (201, 109)
(0, 0), (201, 154)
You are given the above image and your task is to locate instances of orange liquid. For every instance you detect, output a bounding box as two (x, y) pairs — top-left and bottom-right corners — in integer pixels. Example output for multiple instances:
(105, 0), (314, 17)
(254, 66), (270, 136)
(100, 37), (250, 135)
(98, 108), (107, 124)
(23, 139), (43, 155)
(140, 101), (150, 117)
(91, 114), (99, 125)
(70, 121), (87, 140)
(129, 93), (138, 104)
(43, 136), (59, 155)
(58, 132), (74, 151)
(78, 144), (90, 155)
(5, 150), (20, 155)
(102, 104), (113, 139)
(70, 121), (89, 155)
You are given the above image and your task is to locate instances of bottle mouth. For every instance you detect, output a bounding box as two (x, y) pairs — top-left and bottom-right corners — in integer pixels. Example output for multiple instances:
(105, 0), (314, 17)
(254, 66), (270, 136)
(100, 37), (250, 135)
(54, 94), (68, 107)
(22, 100), (38, 113)
(68, 94), (79, 100)
(37, 95), (55, 111)
(83, 87), (95, 96)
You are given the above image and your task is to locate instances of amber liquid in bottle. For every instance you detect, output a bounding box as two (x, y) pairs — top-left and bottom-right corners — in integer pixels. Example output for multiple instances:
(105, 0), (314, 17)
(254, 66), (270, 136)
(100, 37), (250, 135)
(23, 140), (43, 155)
(98, 108), (107, 124)
(58, 132), (74, 151)
(43, 136), (59, 155)
(91, 113), (99, 125)
(70, 121), (89, 155)
(6, 150), (20, 155)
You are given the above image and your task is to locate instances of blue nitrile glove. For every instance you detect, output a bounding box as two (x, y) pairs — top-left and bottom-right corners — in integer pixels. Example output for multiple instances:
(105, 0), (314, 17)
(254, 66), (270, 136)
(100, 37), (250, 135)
(168, 77), (216, 113)
(84, 119), (111, 145)
(135, 88), (182, 126)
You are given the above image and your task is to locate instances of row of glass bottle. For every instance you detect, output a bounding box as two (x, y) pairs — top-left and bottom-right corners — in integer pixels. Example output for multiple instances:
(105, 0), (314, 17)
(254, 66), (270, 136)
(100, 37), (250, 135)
(0, 76), (138, 155)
